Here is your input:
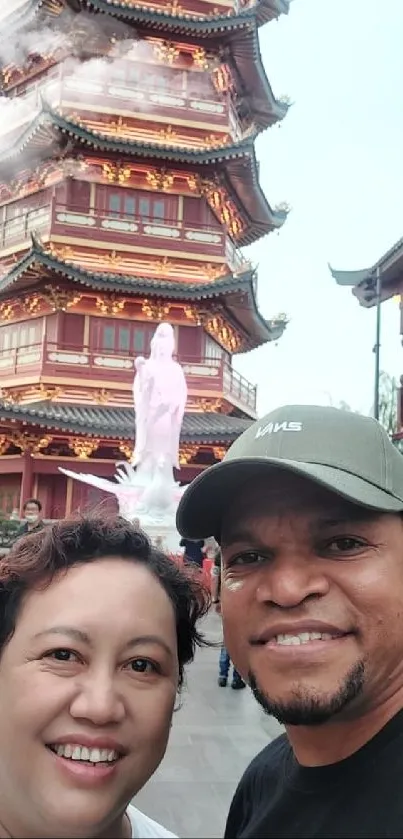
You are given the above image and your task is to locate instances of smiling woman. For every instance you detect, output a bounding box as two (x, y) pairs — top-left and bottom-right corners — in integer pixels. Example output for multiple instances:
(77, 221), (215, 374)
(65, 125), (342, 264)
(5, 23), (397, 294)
(0, 516), (210, 838)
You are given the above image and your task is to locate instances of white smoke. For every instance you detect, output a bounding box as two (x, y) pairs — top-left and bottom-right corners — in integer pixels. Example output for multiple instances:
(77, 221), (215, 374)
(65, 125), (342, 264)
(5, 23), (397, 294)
(0, 7), (139, 144)
(0, 5), (222, 162)
(0, 24), (66, 68)
(0, 4), (138, 66)
(0, 0), (28, 26)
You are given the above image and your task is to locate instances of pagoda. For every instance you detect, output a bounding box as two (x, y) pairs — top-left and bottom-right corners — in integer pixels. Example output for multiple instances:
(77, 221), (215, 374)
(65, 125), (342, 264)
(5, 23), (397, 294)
(0, 0), (290, 519)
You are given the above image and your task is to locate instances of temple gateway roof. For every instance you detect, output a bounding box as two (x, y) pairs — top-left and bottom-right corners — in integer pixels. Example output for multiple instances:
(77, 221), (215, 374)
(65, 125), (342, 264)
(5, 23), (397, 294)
(329, 235), (403, 307)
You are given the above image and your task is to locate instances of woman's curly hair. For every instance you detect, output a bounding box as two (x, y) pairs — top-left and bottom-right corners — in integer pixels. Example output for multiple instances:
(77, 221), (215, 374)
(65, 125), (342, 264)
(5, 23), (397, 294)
(0, 516), (211, 690)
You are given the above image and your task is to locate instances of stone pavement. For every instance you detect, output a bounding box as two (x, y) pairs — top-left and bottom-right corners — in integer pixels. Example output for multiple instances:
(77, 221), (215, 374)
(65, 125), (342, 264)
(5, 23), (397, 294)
(134, 612), (282, 838)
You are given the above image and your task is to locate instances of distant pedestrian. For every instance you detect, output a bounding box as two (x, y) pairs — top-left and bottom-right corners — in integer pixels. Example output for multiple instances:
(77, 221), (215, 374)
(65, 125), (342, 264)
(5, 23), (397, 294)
(17, 498), (44, 536)
(179, 537), (205, 569)
(155, 535), (167, 551)
(212, 548), (245, 690)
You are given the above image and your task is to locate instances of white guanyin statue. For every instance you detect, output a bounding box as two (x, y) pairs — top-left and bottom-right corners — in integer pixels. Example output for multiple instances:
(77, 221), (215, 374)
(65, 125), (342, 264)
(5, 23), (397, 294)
(60, 323), (188, 541)
(133, 322), (187, 476)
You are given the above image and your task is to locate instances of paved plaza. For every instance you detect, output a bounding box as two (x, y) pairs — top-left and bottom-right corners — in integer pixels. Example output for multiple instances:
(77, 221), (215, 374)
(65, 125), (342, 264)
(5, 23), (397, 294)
(134, 612), (282, 838)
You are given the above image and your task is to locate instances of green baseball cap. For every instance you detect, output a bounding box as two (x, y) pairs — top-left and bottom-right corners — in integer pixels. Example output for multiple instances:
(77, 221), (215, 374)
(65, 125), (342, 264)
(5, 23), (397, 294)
(176, 404), (403, 540)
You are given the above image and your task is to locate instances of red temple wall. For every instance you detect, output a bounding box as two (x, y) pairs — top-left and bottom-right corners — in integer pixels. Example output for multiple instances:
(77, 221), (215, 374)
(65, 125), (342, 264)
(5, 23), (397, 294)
(37, 474), (69, 519)
(177, 324), (203, 359)
(45, 312), (60, 342)
(36, 475), (118, 519)
(71, 480), (118, 518)
(59, 312), (85, 348)
(183, 196), (219, 227)
(0, 475), (21, 515)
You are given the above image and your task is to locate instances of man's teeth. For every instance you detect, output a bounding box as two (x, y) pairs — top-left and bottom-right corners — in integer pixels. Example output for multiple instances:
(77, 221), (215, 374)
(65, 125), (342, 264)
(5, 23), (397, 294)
(52, 744), (119, 762)
(274, 632), (334, 645)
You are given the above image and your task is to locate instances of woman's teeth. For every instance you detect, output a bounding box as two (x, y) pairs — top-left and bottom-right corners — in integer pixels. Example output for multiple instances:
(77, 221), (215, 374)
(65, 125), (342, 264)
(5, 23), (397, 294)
(50, 744), (119, 763)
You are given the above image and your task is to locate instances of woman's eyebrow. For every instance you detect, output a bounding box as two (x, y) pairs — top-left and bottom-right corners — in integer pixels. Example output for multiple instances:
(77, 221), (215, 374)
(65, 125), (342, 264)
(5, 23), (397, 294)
(33, 626), (90, 644)
(33, 627), (174, 657)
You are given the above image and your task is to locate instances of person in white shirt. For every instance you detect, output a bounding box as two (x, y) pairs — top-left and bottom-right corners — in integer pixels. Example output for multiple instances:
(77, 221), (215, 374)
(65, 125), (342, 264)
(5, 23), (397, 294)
(0, 516), (209, 838)
(127, 804), (177, 837)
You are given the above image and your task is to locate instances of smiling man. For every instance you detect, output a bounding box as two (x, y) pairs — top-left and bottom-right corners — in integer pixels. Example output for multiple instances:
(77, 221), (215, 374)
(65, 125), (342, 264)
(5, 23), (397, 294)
(177, 405), (403, 838)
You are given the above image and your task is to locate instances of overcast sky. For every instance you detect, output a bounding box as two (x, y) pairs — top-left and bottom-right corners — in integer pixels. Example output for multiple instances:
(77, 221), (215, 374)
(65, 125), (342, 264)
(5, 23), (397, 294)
(236, 0), (402, 416)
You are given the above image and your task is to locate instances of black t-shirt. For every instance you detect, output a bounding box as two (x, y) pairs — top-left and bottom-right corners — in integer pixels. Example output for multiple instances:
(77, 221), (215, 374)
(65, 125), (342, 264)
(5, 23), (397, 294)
(17, 520), (44, 536)
(225, 708), (403, 838)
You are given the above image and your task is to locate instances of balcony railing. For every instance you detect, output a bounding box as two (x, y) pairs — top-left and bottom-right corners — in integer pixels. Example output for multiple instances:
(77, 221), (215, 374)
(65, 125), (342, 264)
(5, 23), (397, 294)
(223, 362), (257, 413)
(0, 342), (257, 414)
(17, 68), (243, 142)
(0, 206), (51, 249)
(52, 202), (227, 259)
(181, 357), (256, 413)
(0, 200), (248, 275)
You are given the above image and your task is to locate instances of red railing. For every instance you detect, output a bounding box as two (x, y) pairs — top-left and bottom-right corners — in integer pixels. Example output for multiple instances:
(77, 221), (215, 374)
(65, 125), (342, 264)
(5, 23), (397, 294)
(0, 342), (257, 413)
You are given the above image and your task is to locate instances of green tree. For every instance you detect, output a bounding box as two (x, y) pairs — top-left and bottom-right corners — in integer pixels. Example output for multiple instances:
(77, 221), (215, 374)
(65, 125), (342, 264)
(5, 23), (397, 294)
(337, 400), (356, 413)
(378, 371), (398, 436)
(333, 373), (398, 437)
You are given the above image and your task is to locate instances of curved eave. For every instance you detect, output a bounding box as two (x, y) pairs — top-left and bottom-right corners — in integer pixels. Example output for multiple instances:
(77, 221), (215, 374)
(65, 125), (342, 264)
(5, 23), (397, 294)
(0, 238), (253, 300)
(69, 0), (288, 34)
(0, 399), (252, 443)
(0, 104), (254, 166)
(81, 0), (253, 32)
(230, 28), (289, 131)
(329, 235), (403, 307)
(226, 151), (287, 245)
(224, 281), (288, 349)
(0, 0), (290, 40)
(329, 265), (372, 287)
(255, 0), (291, 26)
(265, 316), (288, 341)
(83, 0), (290, 30)
(329, 264), (380, 309)
(0, 107), (285, 244)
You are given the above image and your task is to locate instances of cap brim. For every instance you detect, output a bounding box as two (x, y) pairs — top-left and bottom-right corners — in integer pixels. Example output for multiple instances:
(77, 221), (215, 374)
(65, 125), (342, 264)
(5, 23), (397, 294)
(176, 457), (403, 539)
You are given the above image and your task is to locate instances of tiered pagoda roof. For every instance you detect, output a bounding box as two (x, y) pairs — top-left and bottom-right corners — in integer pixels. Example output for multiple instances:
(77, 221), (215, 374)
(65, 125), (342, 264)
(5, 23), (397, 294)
(0, 398), (251, 443)
(1, 1), (290, 132)
(0, 106), (287, 246)
(0, 236), (287, 351)
(5, 0), (290, 31)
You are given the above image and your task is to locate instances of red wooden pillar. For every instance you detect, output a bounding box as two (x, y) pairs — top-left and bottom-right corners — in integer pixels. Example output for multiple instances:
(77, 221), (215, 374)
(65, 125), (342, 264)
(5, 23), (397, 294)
(19, 450), (34, 515)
